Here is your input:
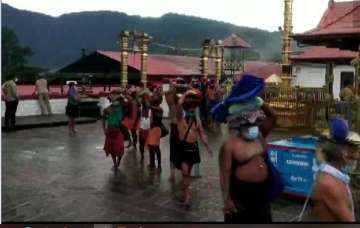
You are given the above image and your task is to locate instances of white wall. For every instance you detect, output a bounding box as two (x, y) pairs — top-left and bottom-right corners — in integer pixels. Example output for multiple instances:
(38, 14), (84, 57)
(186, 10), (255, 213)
(1, 99), (67, 117)
(292, 63), (326, 88)
(292, 63), (356, 100)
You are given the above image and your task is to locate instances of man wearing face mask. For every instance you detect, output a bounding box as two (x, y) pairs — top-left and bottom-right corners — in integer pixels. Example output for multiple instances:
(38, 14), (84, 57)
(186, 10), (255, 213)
(213, 75), (278, 223)
(177, 89), (213, 206)
(2, 76), (19, 131)
(311, 117), (359, 222)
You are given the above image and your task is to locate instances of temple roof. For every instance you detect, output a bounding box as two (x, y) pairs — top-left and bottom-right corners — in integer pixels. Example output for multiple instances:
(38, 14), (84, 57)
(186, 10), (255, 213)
(293, 0), (360, 50)
(223, 34), (251, 48)
(291, 46), (357, 62)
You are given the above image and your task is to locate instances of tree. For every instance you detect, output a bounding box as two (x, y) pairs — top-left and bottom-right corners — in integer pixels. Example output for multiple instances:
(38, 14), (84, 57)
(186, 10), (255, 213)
(2, 26), (33, 80)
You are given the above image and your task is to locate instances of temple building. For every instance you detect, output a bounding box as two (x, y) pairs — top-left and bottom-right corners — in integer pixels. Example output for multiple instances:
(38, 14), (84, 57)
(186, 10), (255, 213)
(291, 46), (357, 99)
(293, 0), (360, 51)
(58, 50), (280, 85)
(292, 0), (360, 98)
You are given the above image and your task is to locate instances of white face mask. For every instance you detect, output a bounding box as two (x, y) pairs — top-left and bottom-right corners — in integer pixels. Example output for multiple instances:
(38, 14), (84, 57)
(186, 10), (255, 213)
(242, 126), (259, 141)
(14, 78), (18, 83)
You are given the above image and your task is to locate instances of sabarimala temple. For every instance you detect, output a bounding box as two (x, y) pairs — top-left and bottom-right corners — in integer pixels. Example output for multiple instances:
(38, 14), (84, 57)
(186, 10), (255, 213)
(3, 0), (360, 223)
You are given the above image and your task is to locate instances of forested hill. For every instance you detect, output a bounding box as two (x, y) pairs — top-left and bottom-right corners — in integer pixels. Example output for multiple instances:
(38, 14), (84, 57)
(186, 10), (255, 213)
(2, 3), (282, 70)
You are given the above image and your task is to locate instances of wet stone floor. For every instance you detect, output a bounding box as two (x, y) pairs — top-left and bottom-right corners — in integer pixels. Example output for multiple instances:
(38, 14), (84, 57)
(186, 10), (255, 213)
(2, 122), (313, 222)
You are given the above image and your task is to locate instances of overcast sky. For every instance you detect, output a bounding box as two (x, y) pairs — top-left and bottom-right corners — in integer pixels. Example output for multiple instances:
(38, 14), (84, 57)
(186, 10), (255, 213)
(2, 0), (348, 33)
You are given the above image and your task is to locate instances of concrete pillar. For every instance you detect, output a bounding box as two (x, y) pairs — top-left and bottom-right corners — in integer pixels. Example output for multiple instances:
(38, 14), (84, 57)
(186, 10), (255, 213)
(120, 30), (130, 86)
(325, 62), (334, 97)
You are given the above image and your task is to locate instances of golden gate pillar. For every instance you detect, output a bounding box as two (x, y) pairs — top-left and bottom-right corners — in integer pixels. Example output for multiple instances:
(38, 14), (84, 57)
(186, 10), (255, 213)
(201, 41), (210, 80)
(140, 33), (150, 87)
(281, 0), (293, 87)
(120, 30), (130, 86)
(215, 44), (223, 85)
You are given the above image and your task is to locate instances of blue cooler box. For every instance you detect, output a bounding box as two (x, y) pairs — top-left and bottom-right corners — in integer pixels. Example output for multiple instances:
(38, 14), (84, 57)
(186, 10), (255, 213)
(267, 136), (319, 198)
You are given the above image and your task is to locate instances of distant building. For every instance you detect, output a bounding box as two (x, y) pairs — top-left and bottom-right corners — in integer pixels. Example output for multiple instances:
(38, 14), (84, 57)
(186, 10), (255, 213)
(292, 0), (360, 99)
(58, 50), (280, 84)
(291, 46), (357, 99)
(293, 0), (360, 51)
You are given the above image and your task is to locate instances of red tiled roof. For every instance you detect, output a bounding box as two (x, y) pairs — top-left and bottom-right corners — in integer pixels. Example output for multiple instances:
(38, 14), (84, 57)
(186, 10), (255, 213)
(97, 50), (279, 79)
(242, 61), (281, 79)
(294, 1), (360, 37)
(223, 35), (251, 48)
(97, 51), (210, 76)
(291, 46), (357, 61)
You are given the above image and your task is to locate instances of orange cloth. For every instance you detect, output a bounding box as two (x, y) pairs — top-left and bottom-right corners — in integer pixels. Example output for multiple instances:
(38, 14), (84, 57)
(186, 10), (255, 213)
(147, 127), (161, 146)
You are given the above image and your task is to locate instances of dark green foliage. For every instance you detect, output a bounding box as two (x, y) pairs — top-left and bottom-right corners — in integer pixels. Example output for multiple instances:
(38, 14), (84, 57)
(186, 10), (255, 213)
(2, 3), (282, 70)
(2, 26), (33, 80)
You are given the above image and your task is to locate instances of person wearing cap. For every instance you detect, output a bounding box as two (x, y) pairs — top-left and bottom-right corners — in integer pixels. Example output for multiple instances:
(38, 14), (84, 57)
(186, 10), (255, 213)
(214, 75), (278, 223)
(66, 82), (80, 134)
(34, 73), (52, 115)
(177, 89), (213, 205)
(311, 117), (358, 222)
(102, 90), (126, 170)
(2, 76), (19, 131)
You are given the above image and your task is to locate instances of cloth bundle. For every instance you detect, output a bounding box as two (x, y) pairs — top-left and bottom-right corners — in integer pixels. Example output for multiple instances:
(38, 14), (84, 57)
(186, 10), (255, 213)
(228, 97), (264, 115)
(211, 74), (265, 123)
(227, 108), (266, 130)
(182, 89), (203, 111)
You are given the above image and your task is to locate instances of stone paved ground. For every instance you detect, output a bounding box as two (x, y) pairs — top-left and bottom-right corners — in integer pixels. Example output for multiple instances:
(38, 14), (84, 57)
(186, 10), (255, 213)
(2, 122), (313, 222)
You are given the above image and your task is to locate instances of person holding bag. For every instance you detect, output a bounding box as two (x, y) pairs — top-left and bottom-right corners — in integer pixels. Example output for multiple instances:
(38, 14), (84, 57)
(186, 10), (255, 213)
(213, 75), (281, 223)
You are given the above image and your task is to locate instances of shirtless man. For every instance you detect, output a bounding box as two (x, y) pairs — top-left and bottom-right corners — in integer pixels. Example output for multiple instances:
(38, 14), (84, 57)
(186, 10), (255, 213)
(312, 124), (358, 222)
(165, 82), (183, 182)
(177, 90), (213, 205)
(219, 103), (277, 223)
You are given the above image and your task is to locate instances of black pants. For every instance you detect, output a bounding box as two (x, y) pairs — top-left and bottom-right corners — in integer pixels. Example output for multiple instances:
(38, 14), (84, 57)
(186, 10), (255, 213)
(131, 129), (138, 147)
(4, 100), (19, 129)
(149, 145), (161, 168)
(139, 130), (148, 159)
(119, 124), (130, 141)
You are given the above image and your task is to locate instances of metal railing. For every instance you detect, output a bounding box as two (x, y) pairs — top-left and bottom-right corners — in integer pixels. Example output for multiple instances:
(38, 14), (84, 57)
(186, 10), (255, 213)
(262, 86), (360, 132)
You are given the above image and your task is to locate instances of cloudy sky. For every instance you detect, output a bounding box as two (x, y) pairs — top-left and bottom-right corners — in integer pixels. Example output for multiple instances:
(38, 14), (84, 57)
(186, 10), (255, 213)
(2, 0), (347, 33)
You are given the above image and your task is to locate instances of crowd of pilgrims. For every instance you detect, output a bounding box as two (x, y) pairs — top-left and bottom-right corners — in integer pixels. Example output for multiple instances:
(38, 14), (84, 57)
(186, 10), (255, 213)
(73, 75), (358, 223)
(100, 79), (216, 207)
